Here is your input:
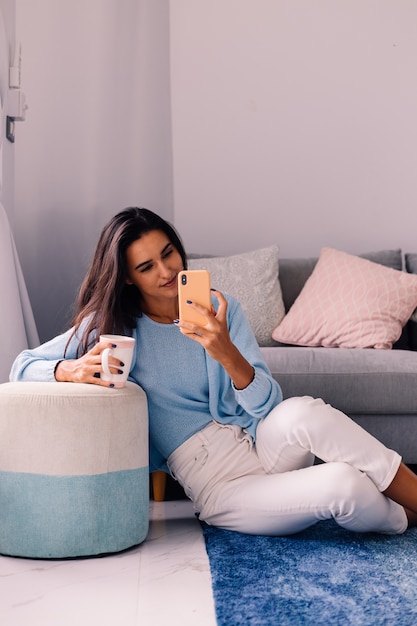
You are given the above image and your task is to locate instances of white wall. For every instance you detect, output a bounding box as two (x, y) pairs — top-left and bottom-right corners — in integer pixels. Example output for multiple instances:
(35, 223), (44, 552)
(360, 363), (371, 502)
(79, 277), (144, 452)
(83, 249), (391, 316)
(13, 0), (417, 342)
(0, 0), (15, 214)
(170, 0), (417, 257)
(14, 0), (173, 341)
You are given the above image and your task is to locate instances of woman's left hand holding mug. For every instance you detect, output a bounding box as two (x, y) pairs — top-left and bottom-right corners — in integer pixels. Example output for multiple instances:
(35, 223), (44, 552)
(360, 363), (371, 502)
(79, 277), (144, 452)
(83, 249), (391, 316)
(54, 339), (130, 387)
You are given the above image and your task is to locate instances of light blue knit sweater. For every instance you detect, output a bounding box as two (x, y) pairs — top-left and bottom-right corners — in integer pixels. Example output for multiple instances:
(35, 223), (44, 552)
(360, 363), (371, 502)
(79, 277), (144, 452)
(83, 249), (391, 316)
(10, 295), (282, 470)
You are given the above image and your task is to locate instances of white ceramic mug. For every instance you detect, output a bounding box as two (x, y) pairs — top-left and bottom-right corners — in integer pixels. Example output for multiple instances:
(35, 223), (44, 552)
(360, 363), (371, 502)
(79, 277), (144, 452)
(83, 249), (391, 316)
(100, 334), (135, 388)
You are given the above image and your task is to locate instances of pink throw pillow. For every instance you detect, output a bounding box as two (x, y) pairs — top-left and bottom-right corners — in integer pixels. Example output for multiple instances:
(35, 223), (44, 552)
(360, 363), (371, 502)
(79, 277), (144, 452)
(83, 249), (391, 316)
(272, 247), (417, 349)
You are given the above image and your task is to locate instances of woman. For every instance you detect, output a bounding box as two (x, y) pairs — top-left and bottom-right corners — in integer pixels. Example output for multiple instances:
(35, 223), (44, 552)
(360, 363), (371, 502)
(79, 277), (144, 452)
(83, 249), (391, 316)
(10, 207), (417, 536)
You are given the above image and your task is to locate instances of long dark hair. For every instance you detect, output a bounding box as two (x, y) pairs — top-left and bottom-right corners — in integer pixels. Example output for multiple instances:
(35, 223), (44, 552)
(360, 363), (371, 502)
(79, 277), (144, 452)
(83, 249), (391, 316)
(69, 207), (187, 355)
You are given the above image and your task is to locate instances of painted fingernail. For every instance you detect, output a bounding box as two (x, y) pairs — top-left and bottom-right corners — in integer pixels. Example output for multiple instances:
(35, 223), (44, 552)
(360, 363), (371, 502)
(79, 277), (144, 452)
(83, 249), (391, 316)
(186, 300), (192, 304)
(210, 288), (216, 291)
(117, 369), (123, 374)
(109, 383), (115, 388)
(111, 344), (117, 348)
(173, 319), (179, 324)
(120, 361), (125, 367)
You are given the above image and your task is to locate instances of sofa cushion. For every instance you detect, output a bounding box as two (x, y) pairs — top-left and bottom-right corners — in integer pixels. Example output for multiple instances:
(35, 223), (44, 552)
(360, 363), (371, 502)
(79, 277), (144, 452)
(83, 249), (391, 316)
(261, 346), (417, 415)
(188, 245), (285, 347)
(406, 253), (417, 273)
(405, 253), (417, 350)
(272, 247), (417, 349)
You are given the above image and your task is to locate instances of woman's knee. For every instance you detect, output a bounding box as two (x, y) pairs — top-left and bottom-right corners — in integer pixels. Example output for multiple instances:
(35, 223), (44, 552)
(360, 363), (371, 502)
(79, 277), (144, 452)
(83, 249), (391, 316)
(256, 397), (320, 472)
(320, 462), (397, 531)
(323, 462), (388, 517)
(274, 396), (326, 422)
(258, 396), (323, 440)
(324, 462), (365, 495)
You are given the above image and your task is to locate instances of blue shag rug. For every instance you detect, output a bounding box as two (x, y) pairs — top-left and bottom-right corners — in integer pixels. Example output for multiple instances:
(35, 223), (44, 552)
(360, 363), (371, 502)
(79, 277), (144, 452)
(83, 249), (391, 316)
(201, 520), (417, 625)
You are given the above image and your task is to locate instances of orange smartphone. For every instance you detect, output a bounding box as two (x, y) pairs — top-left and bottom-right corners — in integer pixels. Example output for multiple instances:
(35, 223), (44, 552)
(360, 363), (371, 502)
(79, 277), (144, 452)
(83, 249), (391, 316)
(178, 270), (211, 325)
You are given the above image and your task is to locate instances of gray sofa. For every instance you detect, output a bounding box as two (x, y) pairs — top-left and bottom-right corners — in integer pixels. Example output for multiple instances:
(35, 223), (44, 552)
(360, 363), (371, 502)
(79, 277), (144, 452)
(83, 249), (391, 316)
(260, 250), (417, 464)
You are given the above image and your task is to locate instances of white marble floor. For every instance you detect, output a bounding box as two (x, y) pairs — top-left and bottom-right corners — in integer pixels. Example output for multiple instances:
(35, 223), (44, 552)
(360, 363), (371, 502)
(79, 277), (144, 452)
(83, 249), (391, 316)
(0, 500), (217, 626)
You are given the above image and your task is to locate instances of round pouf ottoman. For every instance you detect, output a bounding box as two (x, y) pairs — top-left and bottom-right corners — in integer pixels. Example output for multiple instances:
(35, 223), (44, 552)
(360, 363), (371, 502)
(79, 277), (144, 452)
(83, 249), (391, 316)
(0, 381), (149, 559)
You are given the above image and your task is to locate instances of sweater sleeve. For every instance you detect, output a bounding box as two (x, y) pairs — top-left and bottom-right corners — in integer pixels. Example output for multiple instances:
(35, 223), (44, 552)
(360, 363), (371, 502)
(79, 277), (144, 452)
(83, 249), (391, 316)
(229, 296), (283, 415)
(207, 295), (282, 424)
(9, 326), (84, 382)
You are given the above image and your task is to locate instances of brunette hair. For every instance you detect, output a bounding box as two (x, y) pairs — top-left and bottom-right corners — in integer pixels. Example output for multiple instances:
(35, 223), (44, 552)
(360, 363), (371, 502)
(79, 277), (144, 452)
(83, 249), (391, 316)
(69, 207), (187, 355)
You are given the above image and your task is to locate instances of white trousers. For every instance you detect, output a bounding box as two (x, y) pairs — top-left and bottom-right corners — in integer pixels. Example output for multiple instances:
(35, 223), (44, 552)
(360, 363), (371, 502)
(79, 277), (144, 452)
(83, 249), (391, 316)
(167, 396), (407, 535)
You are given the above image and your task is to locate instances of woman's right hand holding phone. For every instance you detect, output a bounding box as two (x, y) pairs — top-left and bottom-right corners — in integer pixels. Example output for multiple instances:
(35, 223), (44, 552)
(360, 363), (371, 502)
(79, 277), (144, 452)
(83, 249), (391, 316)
(176, 289), (255, 390)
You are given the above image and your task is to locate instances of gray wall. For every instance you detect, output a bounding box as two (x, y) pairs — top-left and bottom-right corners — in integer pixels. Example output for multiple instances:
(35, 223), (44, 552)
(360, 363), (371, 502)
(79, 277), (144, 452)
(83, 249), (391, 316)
(14, 0), (173, 342)
(12, 0), (417, 343)
(170, 0), (417, 258)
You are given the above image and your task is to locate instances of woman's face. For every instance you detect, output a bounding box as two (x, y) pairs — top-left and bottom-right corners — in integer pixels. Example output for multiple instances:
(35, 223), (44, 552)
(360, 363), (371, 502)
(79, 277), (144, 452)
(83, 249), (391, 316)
(125, 229), (184, 306)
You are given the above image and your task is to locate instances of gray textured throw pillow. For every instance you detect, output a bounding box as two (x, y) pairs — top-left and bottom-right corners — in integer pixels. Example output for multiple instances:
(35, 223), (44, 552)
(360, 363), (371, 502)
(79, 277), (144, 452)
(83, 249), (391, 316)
(188, 245), (284, 346)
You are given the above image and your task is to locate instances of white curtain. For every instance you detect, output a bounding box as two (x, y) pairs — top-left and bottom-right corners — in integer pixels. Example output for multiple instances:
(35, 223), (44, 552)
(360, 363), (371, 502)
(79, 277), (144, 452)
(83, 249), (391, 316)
(0, 4), (39, 381)
(0, 201), (39, 382)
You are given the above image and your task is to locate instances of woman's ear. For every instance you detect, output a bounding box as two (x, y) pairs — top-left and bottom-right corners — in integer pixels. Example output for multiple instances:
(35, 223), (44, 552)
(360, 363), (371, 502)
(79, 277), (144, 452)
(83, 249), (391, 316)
(125, 277), (133, 285)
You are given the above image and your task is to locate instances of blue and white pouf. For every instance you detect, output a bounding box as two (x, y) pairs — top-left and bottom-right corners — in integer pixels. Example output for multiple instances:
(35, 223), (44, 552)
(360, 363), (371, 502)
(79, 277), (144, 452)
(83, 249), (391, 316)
(0, 381), (149, 559)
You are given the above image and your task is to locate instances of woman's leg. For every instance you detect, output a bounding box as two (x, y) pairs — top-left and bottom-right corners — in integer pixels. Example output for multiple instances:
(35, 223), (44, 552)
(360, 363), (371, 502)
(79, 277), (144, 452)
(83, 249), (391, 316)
(256, 396), (417, 527)
(256, 396), (401, 490)
(168, 419), (407, 536)
(202, 461), (407, 536)
(383, 463), (417, 524)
